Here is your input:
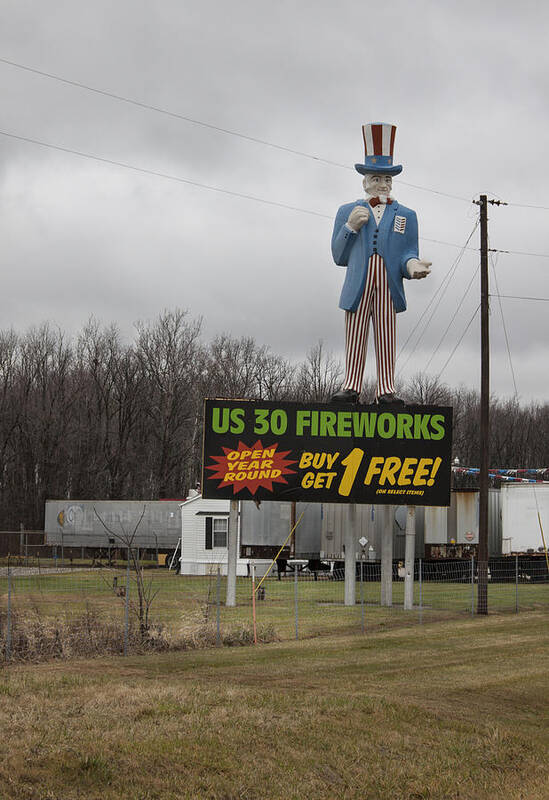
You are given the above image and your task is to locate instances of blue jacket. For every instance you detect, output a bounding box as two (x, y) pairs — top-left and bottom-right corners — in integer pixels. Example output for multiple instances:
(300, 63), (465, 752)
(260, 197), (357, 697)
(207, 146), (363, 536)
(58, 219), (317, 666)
(331, 199), (419, 312)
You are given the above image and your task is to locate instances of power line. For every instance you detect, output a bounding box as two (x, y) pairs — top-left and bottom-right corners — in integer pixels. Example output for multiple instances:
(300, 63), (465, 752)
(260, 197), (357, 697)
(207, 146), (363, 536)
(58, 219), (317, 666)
(0, 55), (351, 171)
(506, 202), (549, 211)
(490, 293), (549, 302)
(0, 54), (472, 203)
(489, 248), (549, 259)
(1, 122), (546, 261)
(436, 304), (480, 381)
(396, 220), (480, 372)
(0, 127), (475, 247)
(423, 262), (480, 373)
(5, 56), (549, 215)
(0, 128), (333, 220)
(490, 252), (518, 399)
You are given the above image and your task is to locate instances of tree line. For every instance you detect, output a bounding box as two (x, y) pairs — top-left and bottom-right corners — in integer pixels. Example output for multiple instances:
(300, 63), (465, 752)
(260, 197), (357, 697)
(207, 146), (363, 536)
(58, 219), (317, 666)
(0, 309), (546, 530)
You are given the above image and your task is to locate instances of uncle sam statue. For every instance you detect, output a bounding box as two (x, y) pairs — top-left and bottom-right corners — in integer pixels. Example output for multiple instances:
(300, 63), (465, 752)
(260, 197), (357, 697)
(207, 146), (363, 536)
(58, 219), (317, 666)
(331, 122), (431, 405)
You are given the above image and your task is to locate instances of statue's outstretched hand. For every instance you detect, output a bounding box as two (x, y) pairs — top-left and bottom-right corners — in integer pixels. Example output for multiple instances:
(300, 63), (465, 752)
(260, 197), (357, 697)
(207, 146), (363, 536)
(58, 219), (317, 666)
(407, 258), (432, 279)
(347, 205), (370, 231)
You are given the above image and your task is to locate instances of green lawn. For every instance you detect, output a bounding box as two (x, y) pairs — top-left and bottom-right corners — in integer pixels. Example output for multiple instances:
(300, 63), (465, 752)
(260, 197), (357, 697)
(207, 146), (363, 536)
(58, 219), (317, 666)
(0, 612), (548, 799)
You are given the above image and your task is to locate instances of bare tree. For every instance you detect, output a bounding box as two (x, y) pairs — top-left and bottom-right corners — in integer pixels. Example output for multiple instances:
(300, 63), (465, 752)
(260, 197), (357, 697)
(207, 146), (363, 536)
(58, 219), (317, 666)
(93, 505), (159, 637)
(135, 309), (203, 498)
(403, 372), (452, 406)
(293, 340), (342, 402)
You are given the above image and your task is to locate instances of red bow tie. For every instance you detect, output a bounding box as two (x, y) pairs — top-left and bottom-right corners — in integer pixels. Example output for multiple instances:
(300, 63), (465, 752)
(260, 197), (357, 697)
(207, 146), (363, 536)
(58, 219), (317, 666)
(369, 197), (393, 207)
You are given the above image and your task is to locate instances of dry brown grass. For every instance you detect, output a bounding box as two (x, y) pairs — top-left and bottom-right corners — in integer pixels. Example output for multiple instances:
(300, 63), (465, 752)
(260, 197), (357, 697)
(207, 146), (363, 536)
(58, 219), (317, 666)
(0, 611), (548, 799)
(0, 605), (277, 663)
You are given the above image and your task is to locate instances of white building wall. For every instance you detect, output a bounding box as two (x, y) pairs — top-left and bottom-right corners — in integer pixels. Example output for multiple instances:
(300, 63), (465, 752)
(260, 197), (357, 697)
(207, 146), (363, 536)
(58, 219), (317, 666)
(179, 495), (270, 576)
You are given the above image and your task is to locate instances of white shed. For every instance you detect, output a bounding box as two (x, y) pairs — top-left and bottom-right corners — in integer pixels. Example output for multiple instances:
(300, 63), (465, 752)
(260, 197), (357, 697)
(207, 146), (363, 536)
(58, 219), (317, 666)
(179, 493), (254, 576)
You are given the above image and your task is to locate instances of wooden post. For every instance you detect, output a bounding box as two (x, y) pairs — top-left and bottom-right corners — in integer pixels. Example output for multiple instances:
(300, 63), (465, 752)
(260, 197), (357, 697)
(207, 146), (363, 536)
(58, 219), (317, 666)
(477, 194), (489, 615)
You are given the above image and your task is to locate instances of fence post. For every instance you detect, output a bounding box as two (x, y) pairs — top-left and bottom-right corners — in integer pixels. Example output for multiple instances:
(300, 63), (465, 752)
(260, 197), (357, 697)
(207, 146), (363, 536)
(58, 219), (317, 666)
(216, 566), (221, 646)
(360, 558), (365, 633)
(515, 554), (519, 613)
(252, 564), (257, 645)
(6, 558), (12, 661)
(418, 558), (423, 625)
(124, 548), (130, 656)
(294, 563), (299, 640)
(471, 556), (475, 616)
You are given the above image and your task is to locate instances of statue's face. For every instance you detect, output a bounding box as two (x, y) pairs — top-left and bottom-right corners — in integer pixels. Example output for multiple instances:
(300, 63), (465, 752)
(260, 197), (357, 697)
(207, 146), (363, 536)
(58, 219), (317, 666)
(363, 174), (393, 196)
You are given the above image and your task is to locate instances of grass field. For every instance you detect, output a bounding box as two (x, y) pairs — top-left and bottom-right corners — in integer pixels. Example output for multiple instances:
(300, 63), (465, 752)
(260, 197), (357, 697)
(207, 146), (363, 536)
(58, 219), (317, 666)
(2, 568), (549, 649)
(0, 611), (548, 799)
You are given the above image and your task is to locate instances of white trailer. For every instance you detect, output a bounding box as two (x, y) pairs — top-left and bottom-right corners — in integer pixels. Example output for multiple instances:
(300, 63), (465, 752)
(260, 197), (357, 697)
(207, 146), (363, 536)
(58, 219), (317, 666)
(500, 484), (549, 553)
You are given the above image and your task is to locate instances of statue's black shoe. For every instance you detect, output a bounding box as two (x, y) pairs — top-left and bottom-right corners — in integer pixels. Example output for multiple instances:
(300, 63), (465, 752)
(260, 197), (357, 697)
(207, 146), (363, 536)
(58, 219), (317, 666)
(377, 393), (405, 405)
(330, 388), (359, 403)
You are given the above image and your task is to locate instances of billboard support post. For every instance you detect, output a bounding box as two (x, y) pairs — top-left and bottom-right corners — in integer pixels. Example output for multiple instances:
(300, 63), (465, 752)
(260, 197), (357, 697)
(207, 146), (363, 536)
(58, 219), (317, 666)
(381, 506), (393, 607)
(226, 500), (238, 607)
(344, 504), (357, 606)
(404, 506), (415, 610)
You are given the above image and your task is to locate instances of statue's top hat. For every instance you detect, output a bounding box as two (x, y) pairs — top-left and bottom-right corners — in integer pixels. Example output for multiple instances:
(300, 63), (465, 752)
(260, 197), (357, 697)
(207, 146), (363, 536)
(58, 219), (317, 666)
(355, 122), (403, 176)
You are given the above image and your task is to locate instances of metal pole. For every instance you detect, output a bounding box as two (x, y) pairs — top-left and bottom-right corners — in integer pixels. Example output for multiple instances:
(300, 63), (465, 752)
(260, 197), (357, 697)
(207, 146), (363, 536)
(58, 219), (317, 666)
(360, 557), (365, 633)
(515, 553), (519, 614)
(294, 561), (298, 640)
(124, 548), (130, 656)
(226, 500), (238, 607)
(418, 557), (423, 624)
(252, 564), (257, 645)
(216, 566), (221, 646)
(6, 559), (12, 661)
(381, 506), (393, 607)
(477, 194), (489, 615)
(344, 504), (357, 606)
(290, 501), (296, 558)
(471, 556), (475, 616)
(404, 506), (415, 610)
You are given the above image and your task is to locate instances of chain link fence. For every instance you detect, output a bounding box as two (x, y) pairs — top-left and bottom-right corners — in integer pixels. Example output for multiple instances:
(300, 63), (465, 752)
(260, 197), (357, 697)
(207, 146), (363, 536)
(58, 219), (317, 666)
(1, 555), (548, 662)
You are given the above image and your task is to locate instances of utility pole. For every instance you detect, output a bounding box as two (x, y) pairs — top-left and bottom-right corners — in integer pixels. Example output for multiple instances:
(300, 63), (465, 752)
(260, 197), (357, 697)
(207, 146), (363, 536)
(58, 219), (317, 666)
(477, 194), (489, 615)
(475, 194), (506, 615)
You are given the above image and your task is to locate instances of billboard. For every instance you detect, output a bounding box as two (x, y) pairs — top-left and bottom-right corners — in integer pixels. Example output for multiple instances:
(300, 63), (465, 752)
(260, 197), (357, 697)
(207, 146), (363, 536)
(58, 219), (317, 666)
(202, 399), (452, 507)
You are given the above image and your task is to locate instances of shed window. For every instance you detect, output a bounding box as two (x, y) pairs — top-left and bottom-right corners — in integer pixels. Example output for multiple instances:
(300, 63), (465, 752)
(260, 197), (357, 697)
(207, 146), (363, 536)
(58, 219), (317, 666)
(213, 518), (228, 548)
(205, 517), (213, 550)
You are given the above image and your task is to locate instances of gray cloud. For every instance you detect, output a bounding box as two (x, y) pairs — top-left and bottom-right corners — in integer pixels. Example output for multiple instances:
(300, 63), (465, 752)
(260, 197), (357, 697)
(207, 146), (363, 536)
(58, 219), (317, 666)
(0, 0), (548, 402)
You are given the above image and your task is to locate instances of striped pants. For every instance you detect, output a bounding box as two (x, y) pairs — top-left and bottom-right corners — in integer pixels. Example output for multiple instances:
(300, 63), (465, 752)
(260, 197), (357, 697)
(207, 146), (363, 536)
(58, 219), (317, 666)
(342, 254), (396, 398)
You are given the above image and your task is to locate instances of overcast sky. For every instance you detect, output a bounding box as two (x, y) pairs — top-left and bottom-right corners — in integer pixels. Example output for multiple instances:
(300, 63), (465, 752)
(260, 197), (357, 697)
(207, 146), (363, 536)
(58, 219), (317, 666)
(1, 0), (548, 402)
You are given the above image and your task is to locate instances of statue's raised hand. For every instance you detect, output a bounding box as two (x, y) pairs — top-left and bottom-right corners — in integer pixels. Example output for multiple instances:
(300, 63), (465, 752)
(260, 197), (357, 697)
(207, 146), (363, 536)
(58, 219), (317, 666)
(347, 205), (370, 232)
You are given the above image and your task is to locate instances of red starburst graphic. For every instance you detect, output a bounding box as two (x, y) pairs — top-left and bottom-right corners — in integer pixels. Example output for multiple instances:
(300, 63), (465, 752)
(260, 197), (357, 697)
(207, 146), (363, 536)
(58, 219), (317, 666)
(206, 440), (296, 496)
